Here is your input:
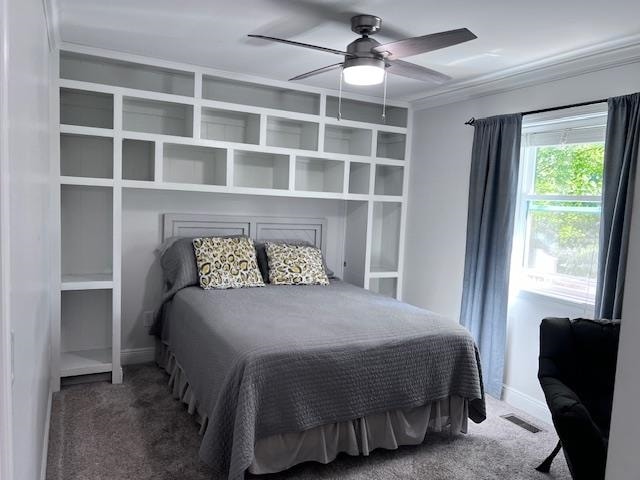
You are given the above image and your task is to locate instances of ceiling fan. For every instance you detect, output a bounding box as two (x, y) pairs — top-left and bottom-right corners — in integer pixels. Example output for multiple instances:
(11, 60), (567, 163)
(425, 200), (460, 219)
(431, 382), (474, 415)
(249, 14), (477, 86)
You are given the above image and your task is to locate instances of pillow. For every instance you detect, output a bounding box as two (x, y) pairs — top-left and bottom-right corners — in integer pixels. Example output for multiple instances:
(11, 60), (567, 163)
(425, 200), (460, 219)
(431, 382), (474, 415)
(255, 240), (335, 282)
(192, 236), (264, 289)
(265, 242), (330, 286)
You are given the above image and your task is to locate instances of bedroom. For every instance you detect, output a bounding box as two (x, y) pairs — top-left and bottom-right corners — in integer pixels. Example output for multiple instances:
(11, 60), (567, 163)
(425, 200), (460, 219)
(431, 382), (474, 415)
(1, 0), (639, 479)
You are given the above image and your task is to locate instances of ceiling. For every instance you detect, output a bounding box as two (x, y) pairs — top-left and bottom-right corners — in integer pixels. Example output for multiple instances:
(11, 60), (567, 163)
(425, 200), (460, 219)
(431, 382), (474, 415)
(55, 0), (640, 101)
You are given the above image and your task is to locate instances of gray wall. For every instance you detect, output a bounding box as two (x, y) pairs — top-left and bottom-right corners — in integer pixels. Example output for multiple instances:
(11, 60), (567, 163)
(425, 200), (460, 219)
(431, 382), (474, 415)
(3, 0), (53, 478)
(121, 190), (347, 352)
(403, 61), (640, 423)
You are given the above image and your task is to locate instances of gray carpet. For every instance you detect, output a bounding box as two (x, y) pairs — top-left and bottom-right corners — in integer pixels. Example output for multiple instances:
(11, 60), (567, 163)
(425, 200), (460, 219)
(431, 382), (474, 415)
(46, 364), (571, 480)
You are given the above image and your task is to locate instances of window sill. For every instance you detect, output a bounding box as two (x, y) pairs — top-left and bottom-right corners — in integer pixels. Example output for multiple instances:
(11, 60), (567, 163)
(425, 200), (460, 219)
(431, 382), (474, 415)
(514, 288), (596, 312)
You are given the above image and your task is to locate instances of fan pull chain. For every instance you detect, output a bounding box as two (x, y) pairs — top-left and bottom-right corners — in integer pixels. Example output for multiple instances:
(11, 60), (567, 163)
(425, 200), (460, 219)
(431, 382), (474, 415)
(337, 67), (343, 121)
(382, 70), (388, 121)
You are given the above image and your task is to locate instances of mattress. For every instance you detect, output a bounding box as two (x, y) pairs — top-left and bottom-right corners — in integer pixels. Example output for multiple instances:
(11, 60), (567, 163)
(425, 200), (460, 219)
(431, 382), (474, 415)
(156, 280), (485, 479)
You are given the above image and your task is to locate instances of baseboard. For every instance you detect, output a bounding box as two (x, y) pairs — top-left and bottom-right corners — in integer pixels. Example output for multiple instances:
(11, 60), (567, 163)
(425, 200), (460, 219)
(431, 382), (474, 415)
(40, 388), (52, 480)
(502, 385), (552, 425)
(120, 347), (155, 365)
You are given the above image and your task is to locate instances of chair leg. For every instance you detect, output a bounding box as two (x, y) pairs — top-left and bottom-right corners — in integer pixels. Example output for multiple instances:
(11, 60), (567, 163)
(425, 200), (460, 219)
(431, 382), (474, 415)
(535, 440), (562, 473)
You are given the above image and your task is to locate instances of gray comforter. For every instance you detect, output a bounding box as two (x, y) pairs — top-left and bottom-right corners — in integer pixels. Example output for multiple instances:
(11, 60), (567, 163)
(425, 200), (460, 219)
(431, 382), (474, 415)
(158, 281), (485, 480)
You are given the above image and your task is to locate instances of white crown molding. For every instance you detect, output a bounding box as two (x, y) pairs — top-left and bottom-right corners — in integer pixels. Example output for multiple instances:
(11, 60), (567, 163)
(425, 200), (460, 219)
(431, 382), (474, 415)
(41, 0), (60, 51)
(409, 33), (640, 111)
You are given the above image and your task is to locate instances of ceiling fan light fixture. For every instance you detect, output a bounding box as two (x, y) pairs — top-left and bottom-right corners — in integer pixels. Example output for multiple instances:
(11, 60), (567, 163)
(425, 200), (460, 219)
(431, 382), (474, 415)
(342, 57), (386, 86)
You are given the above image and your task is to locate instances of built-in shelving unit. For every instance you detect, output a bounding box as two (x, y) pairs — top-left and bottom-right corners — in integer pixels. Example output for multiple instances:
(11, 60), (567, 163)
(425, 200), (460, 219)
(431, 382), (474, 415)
(52, 47), (411, 389)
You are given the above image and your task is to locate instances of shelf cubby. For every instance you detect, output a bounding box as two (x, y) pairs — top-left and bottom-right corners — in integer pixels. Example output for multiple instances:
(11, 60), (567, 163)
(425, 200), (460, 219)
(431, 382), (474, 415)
(202, 75), (320, 114)
(234, 150), (289, 190)
(377, 131), (406, 160)
(201, 107), (260, 144)
(60, 51), (194, 96)
(163, 144), (226, 186)
(122, 97), (193, 137)
(61, 289), (113, 377)
(343, 200), (368, 287)
(326, 96), (408, 128)
(374, 165), (404, 196)
(324, 125), (372, 156)
(61, 134), (113, 179)
(369, 278), (398, 298)
(348, 162), (371, 194)
(295, 157), (344, 193)
(370, 201), (401, 272)
(122, 139), (155, 181)
(61, 185), (113, 280)
(60, 88), (113, 129)
(266, 116), (319, 151)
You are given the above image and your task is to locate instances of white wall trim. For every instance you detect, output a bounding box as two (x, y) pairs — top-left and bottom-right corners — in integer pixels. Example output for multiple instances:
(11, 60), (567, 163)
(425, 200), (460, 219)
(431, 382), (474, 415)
(41, 0), (59, 51)
(0, 0), (13, 476)
(409, 33), (640, 110)
(502, 385), (552, 425)
(39, 389), (52, 480)
(121, 347), (155, 365)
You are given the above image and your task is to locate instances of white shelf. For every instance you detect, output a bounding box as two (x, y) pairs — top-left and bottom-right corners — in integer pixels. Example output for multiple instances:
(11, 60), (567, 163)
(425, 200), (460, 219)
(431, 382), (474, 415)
(202, 75), (320, 115)
(295, 157), (344, 193)
(377, 131), (406, 160)
(234, 150), (289, 190)
(60, 88), (114, 129)
(61, 51), (194, 96)
(348, 162), (371, 195)
(61, 133), (114, 179)
(267, 116), (319, 151)
(163, 143), (226, 186)
(368, 271), (399, 279)
(201, 107), (260, 144)
(122, 139), (155, 181)
(123, 97), (193, 137)
(326, 96), (408, 128)
(374, 165), (404, 196)
(61, 273), (113, 291)
(324, 125), (372, 156)
(60, 348), (113, 377)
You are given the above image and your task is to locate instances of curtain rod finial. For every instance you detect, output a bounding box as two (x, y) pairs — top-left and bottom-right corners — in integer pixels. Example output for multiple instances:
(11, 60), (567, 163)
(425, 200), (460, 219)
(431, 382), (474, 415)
(465, 117), (475, 126)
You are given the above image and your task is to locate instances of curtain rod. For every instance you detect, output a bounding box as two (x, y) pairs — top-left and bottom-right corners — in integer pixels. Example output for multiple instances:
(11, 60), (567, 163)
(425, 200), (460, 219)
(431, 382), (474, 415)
(464, 98), (607, 126)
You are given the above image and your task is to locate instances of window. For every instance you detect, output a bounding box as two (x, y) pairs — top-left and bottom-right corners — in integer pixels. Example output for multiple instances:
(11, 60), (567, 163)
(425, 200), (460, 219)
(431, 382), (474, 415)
(512, 108), (607, 304)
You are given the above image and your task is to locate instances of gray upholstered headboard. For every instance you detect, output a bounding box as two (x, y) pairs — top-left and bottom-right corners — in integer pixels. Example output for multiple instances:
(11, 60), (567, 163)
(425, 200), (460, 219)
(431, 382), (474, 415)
(162, 214), (327, 253)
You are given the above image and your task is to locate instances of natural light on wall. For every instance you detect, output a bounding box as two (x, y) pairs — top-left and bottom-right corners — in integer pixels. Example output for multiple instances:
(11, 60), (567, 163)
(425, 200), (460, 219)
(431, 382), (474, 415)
(511, 107), (607, 305)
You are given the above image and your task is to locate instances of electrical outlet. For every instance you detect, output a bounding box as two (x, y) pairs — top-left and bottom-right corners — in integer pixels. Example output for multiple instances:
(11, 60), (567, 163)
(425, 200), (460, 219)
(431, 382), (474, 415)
(142, 311), (154, 327)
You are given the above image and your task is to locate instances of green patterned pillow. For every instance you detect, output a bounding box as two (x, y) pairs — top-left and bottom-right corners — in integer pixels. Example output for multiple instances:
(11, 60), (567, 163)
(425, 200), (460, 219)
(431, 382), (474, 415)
(192, 237), (264, 289)
(266, 243), (330, 286)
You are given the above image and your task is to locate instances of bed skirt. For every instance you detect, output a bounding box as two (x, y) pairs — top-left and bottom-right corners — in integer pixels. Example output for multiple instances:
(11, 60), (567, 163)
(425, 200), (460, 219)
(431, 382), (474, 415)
(156, 342), (469, 475)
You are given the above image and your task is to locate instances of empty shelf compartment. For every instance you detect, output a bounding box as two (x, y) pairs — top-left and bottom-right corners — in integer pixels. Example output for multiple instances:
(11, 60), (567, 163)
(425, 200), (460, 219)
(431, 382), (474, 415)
(163, 143), (226, 185)
(295, 157), (344, 193)
(61, 134), (113, 179)
(374, 165), (404, 196)
(324, 125), (372, 156)
(123, 97), (193, 137)
(60, 88), (113, 129)
(60, 51), (194, 96)
(369, 278), (398, 298)
(326, 96), (407, 128)
(234, 151), (289, 190)
(376, 131), (406, 160)
(267, 116), (319, 151)
(202, 75), (320, 114)
(122, 139), (155, 181)
(201, 108), (260, 144)
(348, 162), (371, 194)
(370, 202), (401, 272)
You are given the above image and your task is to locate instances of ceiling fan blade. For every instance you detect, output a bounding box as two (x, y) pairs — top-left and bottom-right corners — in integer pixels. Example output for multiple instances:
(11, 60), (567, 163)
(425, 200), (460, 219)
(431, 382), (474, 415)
(247, 34), (352, 57)
(373, 28), (477, 60)
(386, 60), (451, 84)
(289, 63), (344, 81)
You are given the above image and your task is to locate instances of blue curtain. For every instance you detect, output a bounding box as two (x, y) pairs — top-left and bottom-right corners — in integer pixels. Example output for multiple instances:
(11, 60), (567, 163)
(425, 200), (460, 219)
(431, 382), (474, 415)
(596, 93), (640, 319)
(460, 114), (522, 398)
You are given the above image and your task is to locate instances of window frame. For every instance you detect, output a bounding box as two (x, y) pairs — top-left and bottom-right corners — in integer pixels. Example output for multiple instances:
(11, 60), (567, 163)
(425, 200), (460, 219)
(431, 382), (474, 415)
(512, 106), (607, 306)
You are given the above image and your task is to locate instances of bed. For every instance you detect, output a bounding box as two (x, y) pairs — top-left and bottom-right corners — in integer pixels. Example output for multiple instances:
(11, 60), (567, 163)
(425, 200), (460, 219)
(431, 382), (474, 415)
(152, 214), (485, 480)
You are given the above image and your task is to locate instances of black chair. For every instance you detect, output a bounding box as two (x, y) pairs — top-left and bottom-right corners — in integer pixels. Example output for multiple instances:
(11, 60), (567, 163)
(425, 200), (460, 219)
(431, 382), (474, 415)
(536, 317), (620, 480)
